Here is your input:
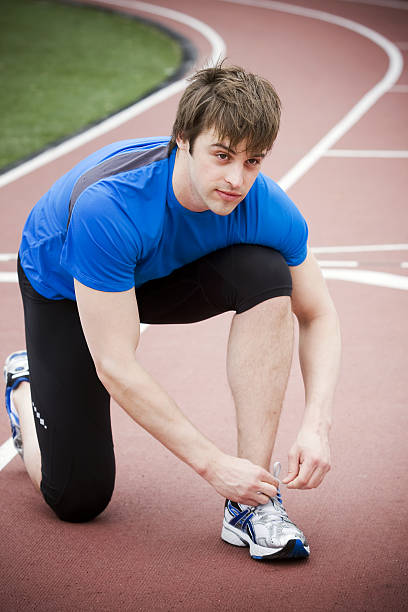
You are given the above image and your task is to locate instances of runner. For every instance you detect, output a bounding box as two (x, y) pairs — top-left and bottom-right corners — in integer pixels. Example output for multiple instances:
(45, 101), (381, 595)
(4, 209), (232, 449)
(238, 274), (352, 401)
(4, 63), (341, 560)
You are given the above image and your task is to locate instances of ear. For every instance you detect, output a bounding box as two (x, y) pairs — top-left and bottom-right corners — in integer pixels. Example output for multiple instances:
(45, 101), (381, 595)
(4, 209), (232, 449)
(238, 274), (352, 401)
(176, 134), (189, 152)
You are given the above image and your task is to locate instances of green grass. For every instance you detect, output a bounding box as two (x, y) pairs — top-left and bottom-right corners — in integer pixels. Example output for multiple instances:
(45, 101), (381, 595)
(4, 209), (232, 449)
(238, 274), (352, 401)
(0, 0), (183, 170)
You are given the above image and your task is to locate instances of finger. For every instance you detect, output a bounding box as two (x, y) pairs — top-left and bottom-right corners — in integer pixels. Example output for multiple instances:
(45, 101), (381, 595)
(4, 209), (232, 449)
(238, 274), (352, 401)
(240, 492), (270, 506)
(259, 468), (280, 489)
(255, 491), (272, 505)
(258, 482), (278, 498)
(281, 450), (300, 484)
(306, 463), (330, 489)
(287, 461), (315, 489)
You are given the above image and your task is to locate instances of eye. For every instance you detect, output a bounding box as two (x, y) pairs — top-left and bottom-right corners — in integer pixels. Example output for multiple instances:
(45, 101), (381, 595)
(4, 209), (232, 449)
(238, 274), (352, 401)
(216, 152), (229, 161)
(246, 158), (260, 166)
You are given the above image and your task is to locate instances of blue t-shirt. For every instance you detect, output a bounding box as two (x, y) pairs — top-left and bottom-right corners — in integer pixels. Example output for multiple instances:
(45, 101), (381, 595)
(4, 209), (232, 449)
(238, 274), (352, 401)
(19, 137), (308, 301)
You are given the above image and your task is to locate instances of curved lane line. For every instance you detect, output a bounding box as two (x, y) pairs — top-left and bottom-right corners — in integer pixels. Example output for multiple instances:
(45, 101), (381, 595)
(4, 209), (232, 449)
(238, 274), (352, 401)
(0, 439), (17, 470)
(312, 244), (408, 253)
(0, 1), (226, 189)
(339, 0), (408, 10)
(219, 0), (404, 191)
(322, 268), (408, 290)
(325, 149), (408, 158)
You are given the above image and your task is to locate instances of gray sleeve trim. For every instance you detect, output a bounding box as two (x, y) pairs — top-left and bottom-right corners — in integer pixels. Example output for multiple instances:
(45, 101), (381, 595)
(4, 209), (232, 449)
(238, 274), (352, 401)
(67, 144), (169, 227)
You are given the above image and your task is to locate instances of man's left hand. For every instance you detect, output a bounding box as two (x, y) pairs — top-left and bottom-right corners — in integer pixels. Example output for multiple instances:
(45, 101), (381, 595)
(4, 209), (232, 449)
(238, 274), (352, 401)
(281, 428), (331, 489)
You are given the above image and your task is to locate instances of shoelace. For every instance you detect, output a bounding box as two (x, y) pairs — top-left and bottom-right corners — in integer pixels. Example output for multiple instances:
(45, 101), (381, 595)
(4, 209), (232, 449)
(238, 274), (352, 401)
(252, 462), (294, 526)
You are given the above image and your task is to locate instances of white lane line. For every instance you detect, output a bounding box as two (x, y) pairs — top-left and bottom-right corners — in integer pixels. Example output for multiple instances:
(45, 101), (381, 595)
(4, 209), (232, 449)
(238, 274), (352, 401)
(311, 244), (408, 253)
(324, 149), (408, 158)
(317, 260), (359, 267)
(0, 439), (17, 471)
(0, 253), (17, 262)
(322, 268), (408, 290)
(0, 272), (18, 283)
(220, 0), (403, 192)
(338, 0), (408, 10)
(0, 1), (226, 190)
(401, 262), (408, 268)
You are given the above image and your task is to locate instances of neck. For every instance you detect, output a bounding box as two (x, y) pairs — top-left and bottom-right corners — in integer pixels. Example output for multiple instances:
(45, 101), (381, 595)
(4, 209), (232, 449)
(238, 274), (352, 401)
(172, 149), (205, 212)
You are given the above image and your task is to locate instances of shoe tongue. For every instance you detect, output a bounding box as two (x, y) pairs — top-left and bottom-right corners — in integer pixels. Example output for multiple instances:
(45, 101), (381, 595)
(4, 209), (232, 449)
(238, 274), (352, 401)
(258, 495), (285, 516)
(238, 503), (253, 511)
(264, 496), (279, 509)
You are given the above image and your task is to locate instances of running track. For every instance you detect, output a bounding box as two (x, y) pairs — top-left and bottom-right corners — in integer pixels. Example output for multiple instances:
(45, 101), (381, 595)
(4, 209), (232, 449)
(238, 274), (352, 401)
(1, 1), (407, 610)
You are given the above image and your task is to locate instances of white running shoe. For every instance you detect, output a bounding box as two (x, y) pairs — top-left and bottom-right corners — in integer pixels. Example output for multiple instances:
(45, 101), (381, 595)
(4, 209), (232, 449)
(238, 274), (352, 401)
(221, 462), (310, 560)
(4, 350), (30, 457)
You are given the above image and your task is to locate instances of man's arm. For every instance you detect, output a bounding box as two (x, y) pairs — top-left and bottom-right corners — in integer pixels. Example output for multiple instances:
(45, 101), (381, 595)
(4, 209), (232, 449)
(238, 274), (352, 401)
(281, 248), (341, 489)
(74, 279), (279, 505)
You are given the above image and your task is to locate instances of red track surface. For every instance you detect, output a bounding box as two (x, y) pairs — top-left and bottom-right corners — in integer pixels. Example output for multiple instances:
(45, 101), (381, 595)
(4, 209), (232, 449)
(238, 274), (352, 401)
(1, 1), (407, 610)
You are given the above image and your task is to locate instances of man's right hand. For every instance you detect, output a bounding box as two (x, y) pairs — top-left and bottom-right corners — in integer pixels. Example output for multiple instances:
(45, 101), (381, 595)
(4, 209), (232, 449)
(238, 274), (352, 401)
(204, 452), (279, 506)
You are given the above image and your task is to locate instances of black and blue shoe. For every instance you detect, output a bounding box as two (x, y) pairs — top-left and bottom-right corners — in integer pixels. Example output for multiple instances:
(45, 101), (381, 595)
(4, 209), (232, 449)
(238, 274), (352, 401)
(4, 350), (30, 457)
(221, 462), (310, 560)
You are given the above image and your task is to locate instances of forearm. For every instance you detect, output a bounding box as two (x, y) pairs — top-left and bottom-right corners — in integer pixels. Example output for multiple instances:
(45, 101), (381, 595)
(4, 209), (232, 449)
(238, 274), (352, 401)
(297, 309), (341, 433)
(99, 358), (220, 475)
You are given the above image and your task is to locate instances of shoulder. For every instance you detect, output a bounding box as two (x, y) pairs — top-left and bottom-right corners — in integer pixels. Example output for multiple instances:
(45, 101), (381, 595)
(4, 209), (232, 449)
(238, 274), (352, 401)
(248, 172), (296, 208)
(68, 141), (171, 229)
(70, 139), (171, 207)
(243, 172), (309, 267)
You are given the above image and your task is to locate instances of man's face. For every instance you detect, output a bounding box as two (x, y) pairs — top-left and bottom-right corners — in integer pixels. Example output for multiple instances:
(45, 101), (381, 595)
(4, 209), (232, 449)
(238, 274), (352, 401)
(175, 128), (266, 215)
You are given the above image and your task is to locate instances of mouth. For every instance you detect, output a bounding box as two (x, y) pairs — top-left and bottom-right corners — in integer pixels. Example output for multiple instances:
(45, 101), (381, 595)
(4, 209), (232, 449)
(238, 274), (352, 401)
(215, 189), (242, 202)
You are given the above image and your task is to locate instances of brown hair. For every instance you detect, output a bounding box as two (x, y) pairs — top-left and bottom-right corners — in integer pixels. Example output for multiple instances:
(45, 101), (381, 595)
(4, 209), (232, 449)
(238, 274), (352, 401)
(169, 62), (281, 155)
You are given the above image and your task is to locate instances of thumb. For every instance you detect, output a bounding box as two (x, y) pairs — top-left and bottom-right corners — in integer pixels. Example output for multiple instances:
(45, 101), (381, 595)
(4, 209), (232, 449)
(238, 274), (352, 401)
(281, 450), (299, 484)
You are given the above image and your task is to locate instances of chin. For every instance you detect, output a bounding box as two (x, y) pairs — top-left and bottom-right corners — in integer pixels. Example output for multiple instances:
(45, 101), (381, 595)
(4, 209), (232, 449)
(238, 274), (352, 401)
(208, 201), (237, 216)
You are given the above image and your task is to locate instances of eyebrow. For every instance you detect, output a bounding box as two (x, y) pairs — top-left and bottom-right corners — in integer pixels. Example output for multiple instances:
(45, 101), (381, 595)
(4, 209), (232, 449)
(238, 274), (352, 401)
(211, 143), (265, 158)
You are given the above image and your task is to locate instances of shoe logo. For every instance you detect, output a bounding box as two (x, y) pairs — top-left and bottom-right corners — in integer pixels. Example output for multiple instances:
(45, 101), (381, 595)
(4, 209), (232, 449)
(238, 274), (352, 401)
(227, 502), (257, 543)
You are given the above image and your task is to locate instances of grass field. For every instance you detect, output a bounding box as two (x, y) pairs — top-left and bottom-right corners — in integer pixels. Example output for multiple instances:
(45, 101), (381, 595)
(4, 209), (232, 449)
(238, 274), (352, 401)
(0, 0), (183, 170)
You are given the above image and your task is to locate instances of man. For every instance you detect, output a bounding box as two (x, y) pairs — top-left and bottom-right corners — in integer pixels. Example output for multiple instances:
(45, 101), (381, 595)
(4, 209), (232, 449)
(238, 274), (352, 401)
(4, 64), (341, 561)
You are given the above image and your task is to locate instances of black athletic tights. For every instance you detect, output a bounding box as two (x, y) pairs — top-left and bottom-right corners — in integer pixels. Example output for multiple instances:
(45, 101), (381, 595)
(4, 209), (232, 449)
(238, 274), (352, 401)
(18, 245), (292, 522)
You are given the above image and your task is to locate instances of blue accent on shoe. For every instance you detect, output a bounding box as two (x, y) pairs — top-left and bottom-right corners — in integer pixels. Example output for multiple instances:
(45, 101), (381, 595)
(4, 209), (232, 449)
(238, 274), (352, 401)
(228, 503), (240, 517)
(5, 386), (18, 424)
(242, 512), (253, 529)
(288, 539), (309, 558)
(4, 351), (29, 455)
(246, 520), (256, 543)
(252, 555), (263, 559)
(4, 384), (23, 447)
(230, 508), (249, 527)
(242, 512), (257, 544)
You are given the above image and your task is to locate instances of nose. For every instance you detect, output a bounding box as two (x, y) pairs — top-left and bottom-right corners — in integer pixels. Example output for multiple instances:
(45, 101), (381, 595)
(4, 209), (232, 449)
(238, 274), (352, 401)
(225, 162), (243, 190)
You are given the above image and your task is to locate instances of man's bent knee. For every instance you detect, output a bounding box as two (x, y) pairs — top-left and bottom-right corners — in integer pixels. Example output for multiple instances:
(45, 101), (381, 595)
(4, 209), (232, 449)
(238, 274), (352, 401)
(226, 245), (292, 314)
(41, 475), (115, 523)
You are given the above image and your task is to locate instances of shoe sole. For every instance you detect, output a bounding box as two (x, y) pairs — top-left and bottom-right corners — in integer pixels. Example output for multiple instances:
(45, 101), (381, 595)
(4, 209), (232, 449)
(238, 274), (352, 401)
(221, 521), (310, 560)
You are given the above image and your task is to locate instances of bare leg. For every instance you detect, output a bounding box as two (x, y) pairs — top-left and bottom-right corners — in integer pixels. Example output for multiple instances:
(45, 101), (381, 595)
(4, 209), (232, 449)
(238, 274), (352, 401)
(12, 382), (41, 491)
(227, 296), (294, 470)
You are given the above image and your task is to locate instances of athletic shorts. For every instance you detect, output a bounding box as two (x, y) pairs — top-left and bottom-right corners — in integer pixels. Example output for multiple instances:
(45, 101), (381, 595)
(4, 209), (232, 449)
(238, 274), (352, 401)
(18, 244), (292, 522)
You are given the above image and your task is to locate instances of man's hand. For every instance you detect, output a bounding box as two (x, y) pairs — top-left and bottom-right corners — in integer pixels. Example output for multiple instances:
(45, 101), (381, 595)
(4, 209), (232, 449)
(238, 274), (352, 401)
(281, 428), (331, 490)
(204, 453), (279, 506)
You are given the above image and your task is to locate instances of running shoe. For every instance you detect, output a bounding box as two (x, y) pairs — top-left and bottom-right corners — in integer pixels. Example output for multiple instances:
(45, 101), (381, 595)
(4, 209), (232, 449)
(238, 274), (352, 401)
(3, 350), (30, 457)
(221, 462), (310, 560)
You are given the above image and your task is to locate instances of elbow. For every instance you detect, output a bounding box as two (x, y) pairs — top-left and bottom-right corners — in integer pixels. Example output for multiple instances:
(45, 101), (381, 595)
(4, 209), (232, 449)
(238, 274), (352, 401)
(95, 361), (116, 395)
(94, 351), (137, 396)
(297, 304), (340, 330)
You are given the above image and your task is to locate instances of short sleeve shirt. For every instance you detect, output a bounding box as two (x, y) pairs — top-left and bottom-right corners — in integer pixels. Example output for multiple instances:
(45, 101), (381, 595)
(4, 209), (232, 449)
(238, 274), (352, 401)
(19, 137), (308, 301)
